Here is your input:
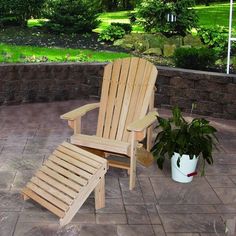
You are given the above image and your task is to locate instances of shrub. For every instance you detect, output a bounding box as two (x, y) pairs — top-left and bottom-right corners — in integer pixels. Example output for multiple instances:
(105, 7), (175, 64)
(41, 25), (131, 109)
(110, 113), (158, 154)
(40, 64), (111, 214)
(0, 0), (46, 26)
(101, 0), (136, 11)
(128, 12), (137, 23)
(111, 23), (132, 34)
(195, 0), (225, 5)
(98, 25), (126, 42)
(0, 17), (20, 27)
(197, 26), (228, 56)
(137, 0), (198, 37)
(0, 0), (11, 26)
(45, 0), (101, 34)
(173, 47), (216, 70)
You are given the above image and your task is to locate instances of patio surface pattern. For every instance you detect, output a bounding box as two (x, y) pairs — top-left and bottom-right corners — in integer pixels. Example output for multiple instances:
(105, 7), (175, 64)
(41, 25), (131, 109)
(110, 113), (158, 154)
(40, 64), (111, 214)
(0, 99), (236, 236)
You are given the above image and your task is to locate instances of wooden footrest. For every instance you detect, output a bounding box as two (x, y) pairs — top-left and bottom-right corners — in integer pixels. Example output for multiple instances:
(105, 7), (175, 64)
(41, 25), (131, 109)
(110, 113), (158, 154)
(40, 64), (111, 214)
(22, 141), (108, 226)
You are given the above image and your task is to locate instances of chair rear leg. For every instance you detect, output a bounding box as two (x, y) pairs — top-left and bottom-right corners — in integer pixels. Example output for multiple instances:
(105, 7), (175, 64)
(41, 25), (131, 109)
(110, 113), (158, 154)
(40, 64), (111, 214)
(129, 132), (137, 190)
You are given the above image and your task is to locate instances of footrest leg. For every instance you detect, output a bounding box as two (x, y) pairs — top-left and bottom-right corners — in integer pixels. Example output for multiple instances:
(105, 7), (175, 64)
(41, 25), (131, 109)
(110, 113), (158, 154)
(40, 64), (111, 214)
(22, 193), (30, 201)
(95, 176), (105, 210)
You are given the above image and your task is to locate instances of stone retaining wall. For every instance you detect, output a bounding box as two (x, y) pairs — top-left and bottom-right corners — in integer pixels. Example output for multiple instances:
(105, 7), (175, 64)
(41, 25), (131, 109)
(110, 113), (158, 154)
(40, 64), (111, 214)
(0, 63), (236, 119)
(156, 66), (236, 119)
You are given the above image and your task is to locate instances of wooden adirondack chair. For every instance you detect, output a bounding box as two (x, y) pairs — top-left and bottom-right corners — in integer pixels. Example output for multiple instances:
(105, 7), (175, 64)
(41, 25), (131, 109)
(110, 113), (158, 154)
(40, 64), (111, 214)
(61, 57), (158, 190)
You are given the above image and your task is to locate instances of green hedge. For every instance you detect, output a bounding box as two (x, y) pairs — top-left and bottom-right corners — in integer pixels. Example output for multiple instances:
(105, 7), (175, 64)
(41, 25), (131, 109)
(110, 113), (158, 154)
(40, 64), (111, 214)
(174, 47), (216, 70)
(0, 0), (46, 26)
(45, 0), (101, 34)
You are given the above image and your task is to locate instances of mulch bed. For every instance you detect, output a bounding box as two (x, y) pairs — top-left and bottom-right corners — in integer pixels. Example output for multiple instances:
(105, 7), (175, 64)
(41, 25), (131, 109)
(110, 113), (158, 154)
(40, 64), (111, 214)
(0, 26), (125, 52)
(0, 26), (234, 73)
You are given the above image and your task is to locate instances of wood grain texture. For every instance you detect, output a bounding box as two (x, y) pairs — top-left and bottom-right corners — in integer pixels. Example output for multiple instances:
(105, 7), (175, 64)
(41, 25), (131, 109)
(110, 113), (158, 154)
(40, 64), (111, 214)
(22, 142), (108, 226)
(22, 188), (65, 218)
(97, 63), (113, 137)
(60, 103), (100, 120)
(61, 57), (158, 190)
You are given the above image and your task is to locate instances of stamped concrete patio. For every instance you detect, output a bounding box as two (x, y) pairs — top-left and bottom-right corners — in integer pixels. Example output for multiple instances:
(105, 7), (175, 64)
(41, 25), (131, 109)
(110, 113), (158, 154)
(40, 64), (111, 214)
(0, 99), (236, 236)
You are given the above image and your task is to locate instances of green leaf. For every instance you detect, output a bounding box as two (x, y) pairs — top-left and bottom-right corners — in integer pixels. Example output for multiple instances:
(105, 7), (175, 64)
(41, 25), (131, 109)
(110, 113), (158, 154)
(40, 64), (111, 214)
(177, 156), (181, 167)
(156, 155), (165, 170)
(151, 106), (218, 174)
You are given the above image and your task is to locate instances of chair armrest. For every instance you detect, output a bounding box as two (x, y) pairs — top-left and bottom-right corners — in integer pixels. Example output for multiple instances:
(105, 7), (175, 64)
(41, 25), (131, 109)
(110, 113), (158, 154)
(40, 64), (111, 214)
(127, 110), (158, 132)
(60, 103), (100, 121)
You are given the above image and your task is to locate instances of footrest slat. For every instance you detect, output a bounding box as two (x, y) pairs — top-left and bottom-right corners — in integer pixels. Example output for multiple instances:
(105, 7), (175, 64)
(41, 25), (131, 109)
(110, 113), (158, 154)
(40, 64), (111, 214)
(22, 142), (108, 226)
(31, 177), (73, 205)
(49, 155), (92, 180)
(53, 150), (97, 174)
(35, 171), (77, 198)
(57, 145), (102, 168)
(45, 160), (87, 186)
(61, 141), (107, 165)
(40, 166), (82, 192)
(22, 188), (65, 218)
(26, 182), (69, 211)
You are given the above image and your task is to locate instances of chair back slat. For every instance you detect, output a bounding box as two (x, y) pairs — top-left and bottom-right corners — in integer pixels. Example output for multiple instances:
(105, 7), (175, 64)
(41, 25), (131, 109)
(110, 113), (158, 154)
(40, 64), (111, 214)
(96, 57), (158, 142)
(103, 59), (122, 138)
(96, 63), (113, 137)
(109, 58), (131, 139)
(116, 57), (140, 140)
(121, 58), (147, 141)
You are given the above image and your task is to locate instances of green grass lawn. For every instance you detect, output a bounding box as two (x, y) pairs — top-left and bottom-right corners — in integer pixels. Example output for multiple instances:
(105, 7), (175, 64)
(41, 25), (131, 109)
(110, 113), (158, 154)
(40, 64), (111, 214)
(0, 44), (129, 63)
(27, 19), (48, 28)
(2, 2), (235, 64)
(28, 3), (235, 33)
(195, 2), (236, 31)
(94, 10), (143, 33)
(94, 2), (235, 33)
(95, 11), (130, 33)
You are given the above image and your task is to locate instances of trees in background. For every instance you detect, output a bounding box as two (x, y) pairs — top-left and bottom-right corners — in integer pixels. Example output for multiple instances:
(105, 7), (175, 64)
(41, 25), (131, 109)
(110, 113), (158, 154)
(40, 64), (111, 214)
(0, 0), (46, 26)
(101, 0), (138, 11)
(0, 0), (139, 28)
(44, 0), (101, 33)
(101, 0), (118, 11)
(0, 0), (101, 33)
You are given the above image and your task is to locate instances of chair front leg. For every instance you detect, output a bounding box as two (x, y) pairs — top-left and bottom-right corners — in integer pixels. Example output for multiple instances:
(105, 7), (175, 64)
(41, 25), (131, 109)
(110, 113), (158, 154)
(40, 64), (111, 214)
(95, 176), (105, 209)
(129, 131), (137, 190)
(68, 117), (81, 135)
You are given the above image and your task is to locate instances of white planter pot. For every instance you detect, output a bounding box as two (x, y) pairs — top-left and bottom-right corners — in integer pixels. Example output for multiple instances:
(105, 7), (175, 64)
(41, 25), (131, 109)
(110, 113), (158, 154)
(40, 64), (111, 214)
(171, 152), (198, 183)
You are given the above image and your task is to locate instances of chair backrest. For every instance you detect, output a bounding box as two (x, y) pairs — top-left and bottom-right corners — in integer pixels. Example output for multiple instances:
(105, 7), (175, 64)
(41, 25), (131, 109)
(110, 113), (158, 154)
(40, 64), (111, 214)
(96, 57), (158, 142)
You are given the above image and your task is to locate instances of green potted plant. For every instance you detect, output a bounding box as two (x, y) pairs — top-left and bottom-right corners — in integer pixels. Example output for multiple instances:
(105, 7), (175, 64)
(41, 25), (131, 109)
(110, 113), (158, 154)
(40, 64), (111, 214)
(151, 107), (218, 183)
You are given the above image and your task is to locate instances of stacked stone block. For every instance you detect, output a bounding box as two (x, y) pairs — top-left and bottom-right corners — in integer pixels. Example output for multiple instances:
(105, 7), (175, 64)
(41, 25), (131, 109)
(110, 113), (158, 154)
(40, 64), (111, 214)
(0, 63), (236, 119)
